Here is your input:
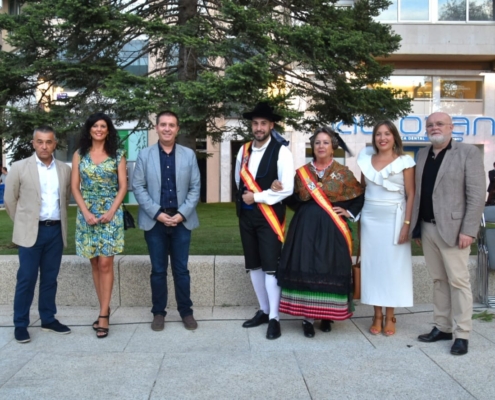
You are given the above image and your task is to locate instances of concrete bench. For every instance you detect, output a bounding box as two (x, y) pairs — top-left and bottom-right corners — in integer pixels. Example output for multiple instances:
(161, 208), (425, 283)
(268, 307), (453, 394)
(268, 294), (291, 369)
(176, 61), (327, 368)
(0, 255), (493, 307)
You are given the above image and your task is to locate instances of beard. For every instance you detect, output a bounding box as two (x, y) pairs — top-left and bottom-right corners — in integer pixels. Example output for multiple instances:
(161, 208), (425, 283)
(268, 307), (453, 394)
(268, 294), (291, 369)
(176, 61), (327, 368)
(428, 134), (447, 145)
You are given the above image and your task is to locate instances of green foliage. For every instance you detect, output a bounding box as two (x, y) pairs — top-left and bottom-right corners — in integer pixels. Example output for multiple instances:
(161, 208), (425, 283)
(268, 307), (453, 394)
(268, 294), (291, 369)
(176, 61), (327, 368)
(472, 310), (495, 322)
(0, 0), (410, 160)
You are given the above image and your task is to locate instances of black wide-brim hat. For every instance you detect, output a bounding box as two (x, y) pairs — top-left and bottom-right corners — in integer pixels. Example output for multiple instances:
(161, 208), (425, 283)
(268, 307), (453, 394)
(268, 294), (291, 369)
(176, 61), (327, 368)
(242, 102), (283, 122)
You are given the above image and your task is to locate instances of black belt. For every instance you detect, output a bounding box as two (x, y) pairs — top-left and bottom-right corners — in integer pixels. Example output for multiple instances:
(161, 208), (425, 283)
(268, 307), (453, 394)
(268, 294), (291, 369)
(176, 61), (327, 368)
(39, 220), (61, 226)
(422, 218), (436, 225)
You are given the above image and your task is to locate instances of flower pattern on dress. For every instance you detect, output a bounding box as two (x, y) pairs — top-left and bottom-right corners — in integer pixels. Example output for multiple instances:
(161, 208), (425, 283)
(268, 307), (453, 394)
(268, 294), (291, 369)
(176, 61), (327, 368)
(75, 149), (124, 258)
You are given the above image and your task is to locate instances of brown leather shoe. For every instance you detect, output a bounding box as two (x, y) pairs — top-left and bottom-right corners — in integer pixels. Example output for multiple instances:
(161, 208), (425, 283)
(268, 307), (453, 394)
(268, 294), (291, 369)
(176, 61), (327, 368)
(182, 315), (198, 330)
(151, 315), (165, 331)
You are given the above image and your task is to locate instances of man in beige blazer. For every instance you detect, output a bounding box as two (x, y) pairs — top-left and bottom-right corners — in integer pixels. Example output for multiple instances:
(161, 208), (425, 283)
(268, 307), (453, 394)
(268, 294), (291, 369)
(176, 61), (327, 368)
(5, 126), (72, 343)
(411, 112), (485, 356)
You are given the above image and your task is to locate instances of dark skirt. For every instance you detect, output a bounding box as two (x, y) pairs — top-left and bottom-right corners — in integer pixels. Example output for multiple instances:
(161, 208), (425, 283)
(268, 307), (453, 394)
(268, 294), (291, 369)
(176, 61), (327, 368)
(277, 200), (353, 320)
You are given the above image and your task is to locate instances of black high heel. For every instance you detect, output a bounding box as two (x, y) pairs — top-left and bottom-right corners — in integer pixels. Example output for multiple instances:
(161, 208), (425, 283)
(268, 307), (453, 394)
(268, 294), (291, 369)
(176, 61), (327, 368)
(96, 315), (109, 339)
(92, 307), (110, 331)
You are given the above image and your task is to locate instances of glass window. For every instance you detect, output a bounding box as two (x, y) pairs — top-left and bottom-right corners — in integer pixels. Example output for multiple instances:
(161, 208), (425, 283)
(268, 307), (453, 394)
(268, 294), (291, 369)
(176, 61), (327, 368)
(376, 0), (398, 21)
(381, 76), (433, 99)
(440, 79), (482, 99)
(438, 0), (466, 21)
(439, 78), (483, 114)
(120, 40), (148, 76)
(469, 0), (494, 21)
(401, 0), (429, 20)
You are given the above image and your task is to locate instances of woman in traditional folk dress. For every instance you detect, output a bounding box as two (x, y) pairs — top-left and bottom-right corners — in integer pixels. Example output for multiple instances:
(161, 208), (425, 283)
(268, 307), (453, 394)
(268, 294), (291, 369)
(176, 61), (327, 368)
(358, 121), (415, 336)
(71, 113), (127, 339)
(275, 127), (364, 338)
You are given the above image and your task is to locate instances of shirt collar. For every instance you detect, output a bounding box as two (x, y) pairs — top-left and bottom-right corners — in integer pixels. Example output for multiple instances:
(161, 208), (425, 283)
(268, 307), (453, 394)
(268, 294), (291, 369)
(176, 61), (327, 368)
(251, 136), (271, 152)
(159, 143), (176, 155)
(35, 154), (56, 168)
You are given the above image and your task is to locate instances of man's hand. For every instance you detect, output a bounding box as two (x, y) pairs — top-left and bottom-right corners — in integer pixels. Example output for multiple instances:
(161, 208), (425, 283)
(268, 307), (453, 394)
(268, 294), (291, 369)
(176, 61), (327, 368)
(271, 180), (283, 192)
(458, 233), (474, 249)
(414, 239), (422, 246)
(157, 212), (176, 227)
(170, 213), (184, 225)
(242, 190), (255, 205)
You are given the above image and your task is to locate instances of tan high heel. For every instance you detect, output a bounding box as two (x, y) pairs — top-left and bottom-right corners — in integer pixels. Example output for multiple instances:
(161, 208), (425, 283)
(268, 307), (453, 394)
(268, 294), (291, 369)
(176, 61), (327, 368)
(384, 316), (396, 336)
(369, 315), (383, 335)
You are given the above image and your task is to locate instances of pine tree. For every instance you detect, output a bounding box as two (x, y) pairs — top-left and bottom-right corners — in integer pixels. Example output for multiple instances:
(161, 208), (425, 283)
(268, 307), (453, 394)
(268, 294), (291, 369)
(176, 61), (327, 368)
(0, 0), (409, 159)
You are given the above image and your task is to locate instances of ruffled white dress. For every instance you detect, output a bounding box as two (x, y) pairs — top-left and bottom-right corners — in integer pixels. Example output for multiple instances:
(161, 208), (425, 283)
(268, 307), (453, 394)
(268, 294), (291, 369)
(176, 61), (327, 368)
(357, 147), (415, 307)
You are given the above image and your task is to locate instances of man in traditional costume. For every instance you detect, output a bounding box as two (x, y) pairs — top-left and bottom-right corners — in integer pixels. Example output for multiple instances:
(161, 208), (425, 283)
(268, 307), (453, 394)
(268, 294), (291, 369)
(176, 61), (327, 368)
(235, 102), (294, 340)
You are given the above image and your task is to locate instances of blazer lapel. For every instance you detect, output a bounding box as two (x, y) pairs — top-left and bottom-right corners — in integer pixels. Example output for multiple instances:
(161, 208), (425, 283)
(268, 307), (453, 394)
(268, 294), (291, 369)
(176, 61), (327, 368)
(54, 159), (65, 204)
(28, 155), (41, 199)
(415, 145), (429, 185)
(150, 143), (161, 186)
(434, 140), (457, 191)
(175, 144), (183, 182)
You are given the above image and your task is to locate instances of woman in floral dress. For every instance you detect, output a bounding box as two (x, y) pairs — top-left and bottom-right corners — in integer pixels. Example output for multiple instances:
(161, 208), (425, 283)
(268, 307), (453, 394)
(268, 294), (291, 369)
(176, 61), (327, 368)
(71, 113), (127, 338)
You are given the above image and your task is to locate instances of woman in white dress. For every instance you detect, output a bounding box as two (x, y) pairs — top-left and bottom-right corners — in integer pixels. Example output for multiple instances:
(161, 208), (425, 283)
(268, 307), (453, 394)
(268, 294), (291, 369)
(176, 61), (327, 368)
(357, 121), (415, 336)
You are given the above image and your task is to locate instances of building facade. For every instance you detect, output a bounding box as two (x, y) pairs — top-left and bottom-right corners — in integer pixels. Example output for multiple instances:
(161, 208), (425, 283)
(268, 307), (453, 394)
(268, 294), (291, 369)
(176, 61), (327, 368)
(204, 0), (495, 203)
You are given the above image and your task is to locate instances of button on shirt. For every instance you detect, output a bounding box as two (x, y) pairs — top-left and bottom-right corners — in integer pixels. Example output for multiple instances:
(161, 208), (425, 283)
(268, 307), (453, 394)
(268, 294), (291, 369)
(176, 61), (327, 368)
(36, 155), (61, 221)
(159, 144), (178, 209)
(419, 139), (453, 222)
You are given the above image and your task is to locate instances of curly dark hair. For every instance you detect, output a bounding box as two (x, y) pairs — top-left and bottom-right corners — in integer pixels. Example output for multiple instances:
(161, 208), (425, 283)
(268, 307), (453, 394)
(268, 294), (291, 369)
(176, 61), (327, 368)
(78, 113), (120, 158)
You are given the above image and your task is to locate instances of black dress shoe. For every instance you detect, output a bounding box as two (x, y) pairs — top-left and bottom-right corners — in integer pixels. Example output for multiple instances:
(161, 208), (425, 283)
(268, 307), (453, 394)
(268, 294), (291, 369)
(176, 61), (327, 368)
(266, 319), (281, 340)
(320, 320), (332, 332)
(302, 321), (315, 338)
(451, 339), (468, 356)
(242, 310), (269, 328)
(418, 327), (453, 343)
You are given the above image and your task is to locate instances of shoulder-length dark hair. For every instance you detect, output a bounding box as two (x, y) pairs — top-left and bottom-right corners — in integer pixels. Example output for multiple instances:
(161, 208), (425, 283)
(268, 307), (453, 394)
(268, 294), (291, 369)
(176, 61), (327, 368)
(78, 113), (120, 158)
(372, 120), (404, 156)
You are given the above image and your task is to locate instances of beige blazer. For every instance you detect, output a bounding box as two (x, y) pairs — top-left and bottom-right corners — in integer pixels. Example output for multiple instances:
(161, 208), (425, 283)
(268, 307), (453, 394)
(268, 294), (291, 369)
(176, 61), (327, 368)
(4, 155), (72, 247)
(410, 140), (485, 247)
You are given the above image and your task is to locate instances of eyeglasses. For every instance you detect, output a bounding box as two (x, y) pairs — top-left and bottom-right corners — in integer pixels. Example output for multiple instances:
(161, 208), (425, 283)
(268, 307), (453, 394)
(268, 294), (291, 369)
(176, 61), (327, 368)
(426, 122), (450, 129)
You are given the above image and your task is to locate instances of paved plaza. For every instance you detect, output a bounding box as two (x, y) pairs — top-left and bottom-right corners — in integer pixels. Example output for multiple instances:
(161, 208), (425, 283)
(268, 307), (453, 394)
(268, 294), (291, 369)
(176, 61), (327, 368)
(0, 304), (494, 400)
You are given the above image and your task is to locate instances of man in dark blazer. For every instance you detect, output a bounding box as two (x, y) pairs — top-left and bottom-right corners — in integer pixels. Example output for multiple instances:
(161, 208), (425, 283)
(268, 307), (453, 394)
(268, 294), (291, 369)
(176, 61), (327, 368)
(5, 126), (72, 343)
(132, 111), (200, 332)
(411, 112), (485, 356)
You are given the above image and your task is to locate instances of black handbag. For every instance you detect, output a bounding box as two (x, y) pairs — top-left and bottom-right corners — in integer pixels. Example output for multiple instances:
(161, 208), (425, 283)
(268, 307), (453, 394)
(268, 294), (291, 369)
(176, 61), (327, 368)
(116, 157), (135, 230)
(122, 204), (135, 230)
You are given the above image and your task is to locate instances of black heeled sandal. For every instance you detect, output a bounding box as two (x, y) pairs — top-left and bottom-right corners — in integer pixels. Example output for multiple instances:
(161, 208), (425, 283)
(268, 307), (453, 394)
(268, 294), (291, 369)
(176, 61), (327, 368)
(92, 308), (110, 331)
(96, 315), (109, 339)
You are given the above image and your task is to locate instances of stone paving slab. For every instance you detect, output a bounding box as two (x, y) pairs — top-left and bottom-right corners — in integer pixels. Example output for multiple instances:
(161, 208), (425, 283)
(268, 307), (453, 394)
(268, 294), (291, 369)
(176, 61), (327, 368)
(1, 306), (494, 400)
(421, 345), (495, 400)
(295, 347), (476, 400)
(247, 318), (373, 354)
(150, 351), (311, 400)
(125, 320), (251, 354)
(0, 351), (163, 400)
(1, 325), (139, 354)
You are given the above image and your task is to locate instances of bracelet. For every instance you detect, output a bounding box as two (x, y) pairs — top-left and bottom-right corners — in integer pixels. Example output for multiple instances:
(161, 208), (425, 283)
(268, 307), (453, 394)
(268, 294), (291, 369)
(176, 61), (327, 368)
(404, 220), (411, 225)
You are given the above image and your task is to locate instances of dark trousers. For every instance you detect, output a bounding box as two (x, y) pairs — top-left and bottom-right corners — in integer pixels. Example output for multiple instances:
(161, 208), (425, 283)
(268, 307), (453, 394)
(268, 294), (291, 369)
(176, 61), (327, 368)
(144, 222), (193, 318)
(239, 208), (282, 274)
(14, 224), (63, 328)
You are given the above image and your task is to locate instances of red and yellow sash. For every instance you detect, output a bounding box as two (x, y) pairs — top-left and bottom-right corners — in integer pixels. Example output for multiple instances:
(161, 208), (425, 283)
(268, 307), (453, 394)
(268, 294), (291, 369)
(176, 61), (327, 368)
(240, 142), (285, 243)
(297, 165), (352, 257)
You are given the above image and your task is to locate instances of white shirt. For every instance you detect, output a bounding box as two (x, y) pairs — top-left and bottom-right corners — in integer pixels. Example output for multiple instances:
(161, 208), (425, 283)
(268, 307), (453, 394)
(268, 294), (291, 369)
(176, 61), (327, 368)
(36, 155), (61, 221)
(235, 137), (294, 205)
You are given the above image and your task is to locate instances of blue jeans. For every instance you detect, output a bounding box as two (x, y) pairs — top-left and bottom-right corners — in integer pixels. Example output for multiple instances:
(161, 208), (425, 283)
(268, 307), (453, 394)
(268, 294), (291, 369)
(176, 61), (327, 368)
(14, 224), (63, 328)
(144, 222), (193, 318)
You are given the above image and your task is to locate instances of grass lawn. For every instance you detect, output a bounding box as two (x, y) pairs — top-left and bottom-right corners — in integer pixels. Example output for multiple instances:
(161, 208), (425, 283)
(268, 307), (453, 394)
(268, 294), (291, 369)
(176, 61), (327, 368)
(0, 202), (435, 256)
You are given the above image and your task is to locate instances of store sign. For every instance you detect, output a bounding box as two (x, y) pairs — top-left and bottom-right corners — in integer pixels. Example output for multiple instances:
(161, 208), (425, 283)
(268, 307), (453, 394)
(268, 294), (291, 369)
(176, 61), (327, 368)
(335, 115), (495, 136)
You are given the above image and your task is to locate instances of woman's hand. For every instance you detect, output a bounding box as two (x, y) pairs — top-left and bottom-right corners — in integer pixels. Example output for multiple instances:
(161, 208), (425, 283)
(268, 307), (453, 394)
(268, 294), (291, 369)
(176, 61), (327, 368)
(100, 209), (116, 224)
(83, 211), (100, 226)
(332, 207), (350, 218)
(271, 180), (283, 192)
(398, 224), (410, 244)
